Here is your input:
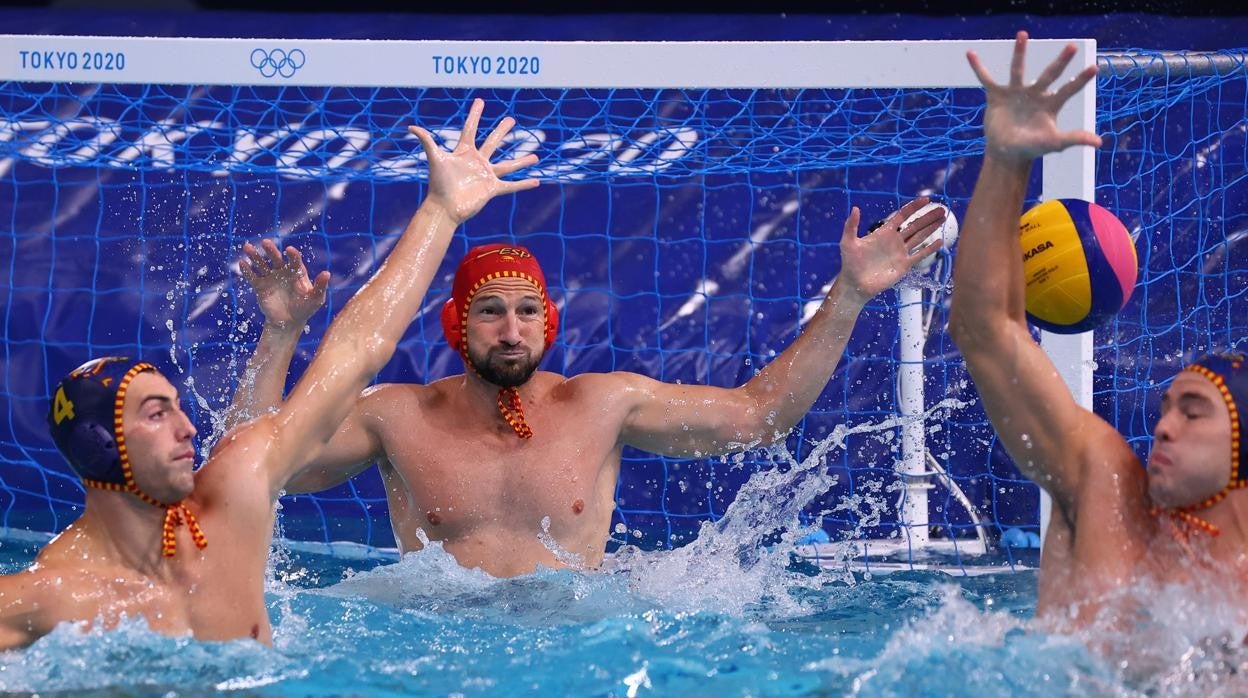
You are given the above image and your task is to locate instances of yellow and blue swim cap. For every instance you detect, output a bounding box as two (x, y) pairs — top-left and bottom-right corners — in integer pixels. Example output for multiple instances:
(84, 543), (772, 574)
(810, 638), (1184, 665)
(46, 357), (157, 487)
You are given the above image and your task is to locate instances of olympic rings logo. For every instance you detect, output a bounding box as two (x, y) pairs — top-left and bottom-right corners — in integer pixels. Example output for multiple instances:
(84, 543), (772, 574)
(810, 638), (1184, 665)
(250, 48), (306, 79)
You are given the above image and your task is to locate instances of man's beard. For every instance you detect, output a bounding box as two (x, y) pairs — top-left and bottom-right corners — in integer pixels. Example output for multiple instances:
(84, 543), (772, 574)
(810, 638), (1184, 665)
(468, 345), (541, 388)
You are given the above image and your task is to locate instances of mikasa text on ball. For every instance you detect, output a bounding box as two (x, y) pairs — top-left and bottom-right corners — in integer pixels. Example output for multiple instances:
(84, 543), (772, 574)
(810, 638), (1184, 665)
(1019, 198), (1137, 334)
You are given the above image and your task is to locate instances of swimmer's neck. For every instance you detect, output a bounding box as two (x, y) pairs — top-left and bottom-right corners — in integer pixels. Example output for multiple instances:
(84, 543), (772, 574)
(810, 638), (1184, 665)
(1165, 493), (1248, 561)
(72, 491), (178, 577)
(451, 371), (546, 436)
(458, 370), (541, 402)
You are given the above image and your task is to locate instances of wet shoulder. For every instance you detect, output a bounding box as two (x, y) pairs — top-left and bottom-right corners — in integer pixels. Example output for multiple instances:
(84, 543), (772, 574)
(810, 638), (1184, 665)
(368, 379), (450, 411)
(555, 371), (628, 395)
(24, 542), (128, 596)
(0, 562), (80, 613)
(32, 524), (103, 568)
(206, 412), (279, 461)
(1078, 417), (1147, 492)
(200, 414), (280, 483)
(555, 371), (652, 408)
(31, 521), (129, 571)
(1067, 418), (1153, 556)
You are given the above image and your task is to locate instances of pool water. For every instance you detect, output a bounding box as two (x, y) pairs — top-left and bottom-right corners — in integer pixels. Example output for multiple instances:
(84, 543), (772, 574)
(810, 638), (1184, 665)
(4, 436), (1246, 696)
(0, 537), (1037, 696)
(5, 530), (1247, 696)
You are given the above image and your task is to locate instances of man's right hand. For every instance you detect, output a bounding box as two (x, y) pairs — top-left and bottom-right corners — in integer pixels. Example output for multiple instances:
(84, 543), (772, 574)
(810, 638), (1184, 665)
(408, 98), (539, 224)
(238, 239), (331, 333)
(966, 31), (1101, 163)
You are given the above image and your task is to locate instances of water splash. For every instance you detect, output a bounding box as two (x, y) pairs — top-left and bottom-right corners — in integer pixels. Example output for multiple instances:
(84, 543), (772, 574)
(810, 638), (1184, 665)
(318, 536), (644, 627)
(0, 615), (298, 693)
(1080, 572), (1248, 695)
(604, 408), (962, 617)
(842, 586), (1109, 696)
(539, 515), (589, 570)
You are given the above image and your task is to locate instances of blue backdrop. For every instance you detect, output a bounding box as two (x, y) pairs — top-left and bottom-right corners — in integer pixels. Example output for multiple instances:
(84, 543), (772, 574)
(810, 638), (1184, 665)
(2, 9), (1246, 556)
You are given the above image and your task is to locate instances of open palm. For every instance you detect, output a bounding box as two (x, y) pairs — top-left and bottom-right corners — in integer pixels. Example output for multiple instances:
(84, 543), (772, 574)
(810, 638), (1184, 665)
(968, 31), (1101, 161)
(239, 239), (330, 331)
(837, 197), (945, 303)
(408, 98), (539, 224)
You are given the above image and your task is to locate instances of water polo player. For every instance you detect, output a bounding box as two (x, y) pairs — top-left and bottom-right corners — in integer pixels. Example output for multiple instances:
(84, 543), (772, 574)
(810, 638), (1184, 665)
(233, 187), (947, 577)
(0, 98), (535, 649)
(949, 32), (1248, 629)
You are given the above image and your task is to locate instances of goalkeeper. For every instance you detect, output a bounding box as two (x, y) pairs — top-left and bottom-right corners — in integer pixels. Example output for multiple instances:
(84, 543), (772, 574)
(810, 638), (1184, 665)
(233, 167), (946, 577)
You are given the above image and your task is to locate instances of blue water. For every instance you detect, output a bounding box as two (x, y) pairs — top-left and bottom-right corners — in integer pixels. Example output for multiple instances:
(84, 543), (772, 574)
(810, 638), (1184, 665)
(4, 431), (1248, 695)
(0, 537), (1050, 696)
(0, 532), (1222, 698)
(6, 527), (1248, 695)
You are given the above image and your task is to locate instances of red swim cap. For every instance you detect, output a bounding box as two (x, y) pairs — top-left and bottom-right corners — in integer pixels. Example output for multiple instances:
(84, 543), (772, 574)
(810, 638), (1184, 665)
(440, 244), (558, 440)
(441, 244), (558, 359)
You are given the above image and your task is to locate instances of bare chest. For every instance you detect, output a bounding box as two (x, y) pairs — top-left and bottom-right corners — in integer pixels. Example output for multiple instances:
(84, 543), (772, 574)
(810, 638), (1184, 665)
(52, 552), (264, 642)
(40, 569), (192, 639)
(376, 408), (623, 535)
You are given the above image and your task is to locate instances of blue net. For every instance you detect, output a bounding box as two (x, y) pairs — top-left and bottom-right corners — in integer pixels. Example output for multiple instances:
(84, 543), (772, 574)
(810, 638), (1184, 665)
(1, 49), (1246, 561)
(1095, 52), (1248, 470)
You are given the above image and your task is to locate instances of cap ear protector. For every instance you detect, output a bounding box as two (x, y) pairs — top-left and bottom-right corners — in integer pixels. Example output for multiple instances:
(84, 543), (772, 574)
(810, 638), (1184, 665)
(47, 356), (154, 487)
(72, 421), (121, 479)
(440, 244), (559, 359)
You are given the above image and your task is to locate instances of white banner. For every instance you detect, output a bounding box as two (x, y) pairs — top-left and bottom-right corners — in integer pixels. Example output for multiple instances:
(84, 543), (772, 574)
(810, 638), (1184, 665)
(0, 35), (1093, 89)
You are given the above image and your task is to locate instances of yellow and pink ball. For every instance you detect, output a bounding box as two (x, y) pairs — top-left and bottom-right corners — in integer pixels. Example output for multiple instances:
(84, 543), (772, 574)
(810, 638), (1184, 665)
(1018, 199), (1138, 334)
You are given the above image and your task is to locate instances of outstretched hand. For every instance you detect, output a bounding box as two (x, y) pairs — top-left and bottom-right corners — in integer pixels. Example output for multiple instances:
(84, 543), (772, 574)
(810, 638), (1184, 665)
(966, 30), (1101, 162)
(238, 239), (331, 332)
(837, 197), (945, 303)
(408, 98), (540, 224)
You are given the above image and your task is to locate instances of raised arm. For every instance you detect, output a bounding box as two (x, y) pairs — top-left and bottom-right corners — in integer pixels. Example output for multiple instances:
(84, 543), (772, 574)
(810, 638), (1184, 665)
(223, 239), (330, 431)
(221, 238), (380, 495)
(620, 197), (943, 457)
(206, 98), (538, 498)
(947, 32), (1107, 516)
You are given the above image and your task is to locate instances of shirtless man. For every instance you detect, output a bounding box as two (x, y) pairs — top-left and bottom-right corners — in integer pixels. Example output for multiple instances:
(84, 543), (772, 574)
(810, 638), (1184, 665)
(949, 32), (1248, 627)
(236, 176), (948, 576)
(0, 99), (537, 649)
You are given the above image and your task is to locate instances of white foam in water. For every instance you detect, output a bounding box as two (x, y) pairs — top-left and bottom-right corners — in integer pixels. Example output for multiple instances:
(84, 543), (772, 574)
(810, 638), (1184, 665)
(539, 515), (589, 570)
(0, 615), (297, 693)
(836, 586), (1108, 695)
(1076, 571), (1248, 694)
(313, 532), (644, 628)
(602, 416), (921, 617)
(323, 531), (500, 606)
